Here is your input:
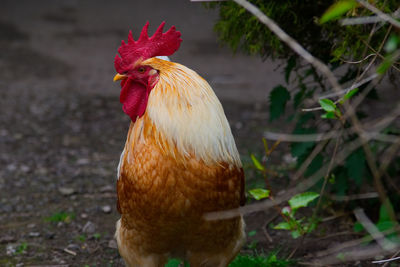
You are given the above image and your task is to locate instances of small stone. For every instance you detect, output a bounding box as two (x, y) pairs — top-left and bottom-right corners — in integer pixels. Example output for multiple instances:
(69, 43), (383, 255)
(235, 121), (243, 130)
(28, 232), (40, 237)
(45, 232), (55, 239)
(58, 186), (75, 196)
(101, 205), (112, 214)
(108, 239), (118, 249)
(283, 153), (296, 164)
(2, 204), (13, 213)
(6, 244), (16, 256)
(20, 164), (30, 173)
(27, 223), (36, 228)
(76, 158), (90, 165)
(80, 213), (88, 219)
(67, 243), (80, 251)
(82, 221), (95, 234)
(99, 185), (114, 193)
(6, 164), (17, 172)
(0, 235), (16, 244)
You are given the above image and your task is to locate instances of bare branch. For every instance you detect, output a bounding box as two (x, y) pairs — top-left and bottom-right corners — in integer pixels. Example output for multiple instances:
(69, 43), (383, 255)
(233, 0), (343, 93)
(372, 254), (400, 264)
(341, 53), (377, 64)
(354, 208), (397, 251)
(302, 73), (379, 112)
(357, 0), (400, 29)
(341, 16), (387, 25)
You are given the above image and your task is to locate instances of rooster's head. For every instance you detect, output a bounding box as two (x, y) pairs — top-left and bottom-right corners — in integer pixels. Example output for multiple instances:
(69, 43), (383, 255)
(113, 22), (182, 121)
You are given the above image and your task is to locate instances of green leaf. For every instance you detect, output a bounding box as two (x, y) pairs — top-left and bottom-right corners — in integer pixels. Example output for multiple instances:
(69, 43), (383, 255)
(345, 148), (365, 186)
(319, 99), (336, 112)
(269, 85), (291, 121)
(305, 154), (323, 177)
(284, 56), (296, 83)
(288, 192), (319, 210)
(377, 54), (397, 74)
(379, 200), (396, 223)
(249, 188), (270, 200)
(353, 222), (364, 232)
(320, 0), (357, 24)
(384, 34), (400, 53)
(321, 111), (337, 119)
(341, 88), (359, 103)
(290, 230), (302, 239)
(250, 154), (265, 171)
(273, 221), (291, 230)
(165, 259), (182, 267)
(291, 141), (314, 158)
(248, 230), (257, 237)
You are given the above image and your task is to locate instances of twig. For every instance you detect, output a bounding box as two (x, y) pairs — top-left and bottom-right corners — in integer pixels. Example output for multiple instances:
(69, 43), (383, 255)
(315, 226), (400, 258)
(356, 0), (400, 29)
(328, 192), (379, 201)
(317, 73), (379, 100)
(302, 73), (379, 112)
(373, 253), (400, 265)
(313, 231), (364, 241)
(381, 249), (400, 266)
(310, 244), (398, 266)
(264, 129), (399, 143)
(341, 16), (388, 25)
(261, 212), (278, 243)
(341, 53), (377, 64)
(232, 0), (343, 94)
(314, 132), (341, 217)
(63, 247), (77, 256)
(354, 208), (397, 251)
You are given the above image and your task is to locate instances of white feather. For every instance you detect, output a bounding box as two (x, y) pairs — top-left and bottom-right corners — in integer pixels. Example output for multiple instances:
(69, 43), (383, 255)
(145, 61), (241, 167)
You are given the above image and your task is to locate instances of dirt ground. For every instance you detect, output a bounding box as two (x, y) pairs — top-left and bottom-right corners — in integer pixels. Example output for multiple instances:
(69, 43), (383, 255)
(0, 1), (395, 266)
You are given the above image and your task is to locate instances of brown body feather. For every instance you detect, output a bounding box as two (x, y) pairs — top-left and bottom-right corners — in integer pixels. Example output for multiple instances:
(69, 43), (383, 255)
(116, 115), (245, 267)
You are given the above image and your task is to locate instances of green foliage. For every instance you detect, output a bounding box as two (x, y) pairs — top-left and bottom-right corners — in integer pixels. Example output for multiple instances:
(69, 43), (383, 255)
(15, 242), (28, 255)
(93, 233), (101, 239)
(384, 34), (400, 53)
(207, 0), (399, 64)
(288, 192), (319, 210)
(354, 201), (400, 243)
(340, 88), (358, 104)
(319, 99), (341, 119)
(165, 259), (190, 267)
(76, 234), (86, 242)
(320, 0), (357, 24)
(269, 85), (290, 121)
(249, 188), (270, 200)
(229, 253), (293, 267)
(250, 154), (265, 171)
(45, 211), (75, 223)
(273, 192), (320, 239)
(345, 148), (366, 186)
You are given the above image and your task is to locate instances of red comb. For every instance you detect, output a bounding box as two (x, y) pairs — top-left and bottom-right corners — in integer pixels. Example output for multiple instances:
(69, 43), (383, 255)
(114, 22), (182, 73)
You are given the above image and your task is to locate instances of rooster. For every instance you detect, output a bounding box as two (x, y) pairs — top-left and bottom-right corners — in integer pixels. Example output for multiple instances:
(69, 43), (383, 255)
(113, 22), (245, 267)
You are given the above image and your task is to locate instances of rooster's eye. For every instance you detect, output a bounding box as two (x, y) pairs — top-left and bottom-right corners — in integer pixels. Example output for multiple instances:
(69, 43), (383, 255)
(138, 67), (146, 73)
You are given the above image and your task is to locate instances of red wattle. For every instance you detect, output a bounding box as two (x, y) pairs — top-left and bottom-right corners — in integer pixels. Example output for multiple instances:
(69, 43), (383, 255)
(120, 79), (149, 122)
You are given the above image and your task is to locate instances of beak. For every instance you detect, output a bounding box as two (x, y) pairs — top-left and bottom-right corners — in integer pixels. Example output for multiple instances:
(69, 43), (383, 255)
(113, 73), (127, 82)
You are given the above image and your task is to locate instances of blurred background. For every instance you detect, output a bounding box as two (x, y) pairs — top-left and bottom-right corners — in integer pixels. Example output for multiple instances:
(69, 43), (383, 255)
(0, 0), (280, 265)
